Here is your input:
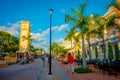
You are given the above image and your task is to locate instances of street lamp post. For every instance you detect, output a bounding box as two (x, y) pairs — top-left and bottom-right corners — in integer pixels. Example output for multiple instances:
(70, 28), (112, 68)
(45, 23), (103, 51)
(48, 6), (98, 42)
(48, 8), (53, 75)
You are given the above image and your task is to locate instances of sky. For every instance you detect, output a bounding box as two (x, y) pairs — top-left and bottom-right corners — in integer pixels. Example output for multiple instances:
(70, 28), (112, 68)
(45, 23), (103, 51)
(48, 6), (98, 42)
(0, 0), (113, 52)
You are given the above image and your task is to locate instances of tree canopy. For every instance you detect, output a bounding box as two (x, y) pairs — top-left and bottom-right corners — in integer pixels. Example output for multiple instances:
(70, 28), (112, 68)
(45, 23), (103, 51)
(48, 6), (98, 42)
(0, 31), (19, 53)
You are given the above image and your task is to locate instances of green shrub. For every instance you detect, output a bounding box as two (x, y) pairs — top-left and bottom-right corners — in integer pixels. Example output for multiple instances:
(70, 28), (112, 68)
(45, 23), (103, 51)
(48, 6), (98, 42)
(0, 57), (4, 60)
(108, 42), (113, 61)
(0, 54), (4, 60)
(7, 62), (16, 65)
(55, 58), (62, 61)
(74, 67), (91, 73)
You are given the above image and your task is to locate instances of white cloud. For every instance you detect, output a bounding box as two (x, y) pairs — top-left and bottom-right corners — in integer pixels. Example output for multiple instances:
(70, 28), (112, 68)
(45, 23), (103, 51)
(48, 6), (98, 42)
(36, 24), (68, 38)
(41, 42), (50, 47)
(52, 26), (59, 30)
(0, 26), (8, 31)
(0, 21), (21, 37)
(42, 24), (68, 33)
(31, 41), (49, 52)
(41, 26), (58, 36)
(30, 24), (67, 49)
(57, 24), (68, 31)
(42, 28), (50, 36)
(31, 26), (59, 42)
(55, 38), (64, 45)
(31, 33), (45, 42)
(6, 31), (19, 36)
(7, 22), (12, 25)
(31, 43), (41, 48)
(30, 26), (58, 42)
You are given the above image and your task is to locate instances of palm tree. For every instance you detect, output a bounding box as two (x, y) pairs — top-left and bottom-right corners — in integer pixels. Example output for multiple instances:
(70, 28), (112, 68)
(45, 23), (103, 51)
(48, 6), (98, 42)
(22, 34), (34, 52)
(85, 32), (92, 61)
(51, 42), (58, 55)
(73, 34), (80, 56)
(65, 28), (76, 51)
(93, 13), (115, 63)
(107, 0), (120, 11)
(107, 0), (120, 32)
(65, 0), (89, 68)
(85, 14), (104, 61)
(51, 42), (67, 57)
(84, 15), (98, 61)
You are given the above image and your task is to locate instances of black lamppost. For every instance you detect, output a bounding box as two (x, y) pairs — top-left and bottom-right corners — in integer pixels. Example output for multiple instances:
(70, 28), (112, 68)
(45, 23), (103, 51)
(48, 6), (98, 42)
(48, 8), (53, 75)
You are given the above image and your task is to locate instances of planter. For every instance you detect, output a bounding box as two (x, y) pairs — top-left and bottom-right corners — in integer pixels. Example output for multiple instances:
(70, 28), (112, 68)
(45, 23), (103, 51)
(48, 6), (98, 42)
(74, 67), (91, 73)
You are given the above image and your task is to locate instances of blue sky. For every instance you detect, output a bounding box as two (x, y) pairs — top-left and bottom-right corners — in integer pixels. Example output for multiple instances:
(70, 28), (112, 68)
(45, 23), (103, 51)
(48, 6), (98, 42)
(0, 0), (113, 51)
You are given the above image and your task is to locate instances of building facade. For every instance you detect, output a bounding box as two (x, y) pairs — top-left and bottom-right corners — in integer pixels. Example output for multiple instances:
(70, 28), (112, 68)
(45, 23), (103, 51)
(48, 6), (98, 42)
(19, 21), (30, 53)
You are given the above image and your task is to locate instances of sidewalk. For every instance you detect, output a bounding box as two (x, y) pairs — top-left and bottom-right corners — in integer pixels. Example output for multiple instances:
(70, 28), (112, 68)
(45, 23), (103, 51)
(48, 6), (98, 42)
(36, 60), (70, 80)
(0, 59), (70, 80)
(55, 60), (120, 80)
(1, 59), (119, 80)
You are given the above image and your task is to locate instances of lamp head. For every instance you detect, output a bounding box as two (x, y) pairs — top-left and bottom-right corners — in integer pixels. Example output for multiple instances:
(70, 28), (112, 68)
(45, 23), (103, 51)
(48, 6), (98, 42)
(49, 9), (53, 14)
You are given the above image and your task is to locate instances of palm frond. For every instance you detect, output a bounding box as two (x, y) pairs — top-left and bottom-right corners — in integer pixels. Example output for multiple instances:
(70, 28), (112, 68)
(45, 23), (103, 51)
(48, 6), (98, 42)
(105, 15), (115, 26)
(106, 0), (119, 10)
(71, 8), (81, 18)
(77, 32), (82, 39)
(65, 14), (76, 23)
(79, 0), (89, 15)
(65, 27), (75, 40)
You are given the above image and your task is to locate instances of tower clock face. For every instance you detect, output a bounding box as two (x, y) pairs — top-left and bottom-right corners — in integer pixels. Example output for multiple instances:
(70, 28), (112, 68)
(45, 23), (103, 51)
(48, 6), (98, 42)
(22, 24), (28, 28)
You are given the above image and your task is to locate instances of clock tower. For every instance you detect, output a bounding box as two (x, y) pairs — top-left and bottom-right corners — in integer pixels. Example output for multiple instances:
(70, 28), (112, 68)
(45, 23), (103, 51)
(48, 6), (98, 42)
(19, 21), (30, 52)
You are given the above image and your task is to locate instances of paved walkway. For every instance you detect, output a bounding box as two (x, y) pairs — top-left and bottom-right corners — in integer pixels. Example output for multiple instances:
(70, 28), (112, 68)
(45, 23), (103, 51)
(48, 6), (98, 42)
(0, 59), (120, 80)
(36, 60), (69, 80)
(0, 59), (40, 80)
(55, 60), (120, 80)
(0, 59), (70, 80)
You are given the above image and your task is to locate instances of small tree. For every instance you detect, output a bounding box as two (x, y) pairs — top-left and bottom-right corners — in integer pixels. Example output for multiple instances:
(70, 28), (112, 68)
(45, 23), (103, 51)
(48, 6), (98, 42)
(115, 44), (120, 60)
(77, 49), (80, 58)
(108, 42), (113, 62)
(95, 47), (98, 59)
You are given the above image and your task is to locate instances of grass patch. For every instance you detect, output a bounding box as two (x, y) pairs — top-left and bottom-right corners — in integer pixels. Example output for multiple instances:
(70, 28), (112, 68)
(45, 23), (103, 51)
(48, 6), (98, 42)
(55, 58), (62, 61)
(74, 67), (91, 73)
(7, 62), (16, 65)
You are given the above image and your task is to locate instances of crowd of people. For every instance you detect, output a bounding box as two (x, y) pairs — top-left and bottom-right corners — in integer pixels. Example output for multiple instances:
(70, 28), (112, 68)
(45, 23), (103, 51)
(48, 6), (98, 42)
(16, 51), (75, 74)
(16, 52), (35, 65)
(40, 52), (75, 74)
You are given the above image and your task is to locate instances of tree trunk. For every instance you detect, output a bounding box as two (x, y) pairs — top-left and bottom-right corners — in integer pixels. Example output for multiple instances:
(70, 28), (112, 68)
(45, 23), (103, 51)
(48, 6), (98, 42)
(82, 34), (87, 68)
(105, 41), (109, 60)
(102, 36), (106, 63)
(71, 39), (72, 50)
(71, 39), (73, 51)
(87, 39), (92, 61)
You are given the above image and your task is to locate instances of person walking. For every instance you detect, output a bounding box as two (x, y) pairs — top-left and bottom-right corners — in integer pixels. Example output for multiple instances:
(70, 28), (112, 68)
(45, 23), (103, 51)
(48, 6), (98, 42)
(41, 54), (46, 67)
(67, 53), (74, 74)
(48, 55), (51, 64)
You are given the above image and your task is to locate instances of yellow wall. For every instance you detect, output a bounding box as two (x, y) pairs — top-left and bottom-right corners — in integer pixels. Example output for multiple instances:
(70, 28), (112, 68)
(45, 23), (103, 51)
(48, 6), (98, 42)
(62, 32), (82, 59)
(19, 21), (30, 52)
